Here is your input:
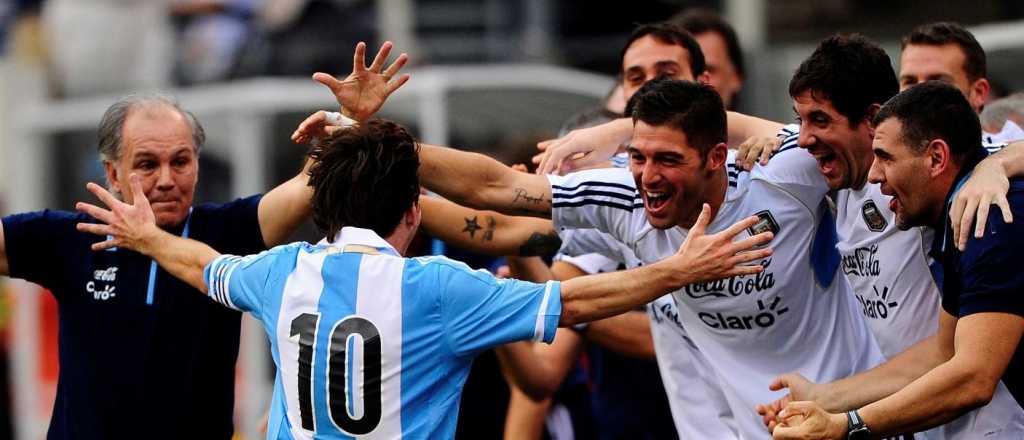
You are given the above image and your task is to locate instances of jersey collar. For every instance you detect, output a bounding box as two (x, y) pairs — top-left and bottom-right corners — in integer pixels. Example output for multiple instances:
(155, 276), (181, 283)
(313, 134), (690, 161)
(323, 227), (401, 256)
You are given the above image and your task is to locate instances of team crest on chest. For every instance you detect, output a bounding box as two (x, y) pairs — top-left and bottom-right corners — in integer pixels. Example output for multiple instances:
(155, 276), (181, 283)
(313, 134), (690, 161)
(747, 210), (780, 239)
(861, 200), (887, 232)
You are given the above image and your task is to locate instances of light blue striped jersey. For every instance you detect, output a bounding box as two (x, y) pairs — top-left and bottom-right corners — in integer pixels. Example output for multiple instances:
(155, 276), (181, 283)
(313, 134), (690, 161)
(204, 227), (562, 439)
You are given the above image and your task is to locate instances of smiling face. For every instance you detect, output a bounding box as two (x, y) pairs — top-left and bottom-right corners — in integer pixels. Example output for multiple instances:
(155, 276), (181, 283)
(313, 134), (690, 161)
(899, 43), (988, 112)
(792, 90), (876, 190)
(104, 105), (199, 229)
(621, 35), (697, 100)
(627, 121), (725, 230)
(867, 117), (937, 230)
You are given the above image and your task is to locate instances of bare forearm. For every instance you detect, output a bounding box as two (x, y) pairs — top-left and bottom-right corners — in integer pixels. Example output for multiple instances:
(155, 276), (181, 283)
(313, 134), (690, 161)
(587, 311), (656, 359)
(816, 333), (948, 412)
(727, 112), (784, 146)
(495, 342), (564, 399)
(420, 144), (552, 217)
(142, 232), (220, 294)
(560, 257), (688, 326)
(503, 386), (550, 440)
(991, 140), (1024, 177)
(860, 359), (993, 436)
(420, 197), (561, 257)
(258, 156), (315, 247)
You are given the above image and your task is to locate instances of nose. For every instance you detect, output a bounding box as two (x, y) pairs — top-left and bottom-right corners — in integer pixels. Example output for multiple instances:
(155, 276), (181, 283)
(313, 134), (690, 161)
(641, 161), (662, 186)
(155, 164), (175, 191)
(867, 157), (884, 185)
(797, 126), (815, 149)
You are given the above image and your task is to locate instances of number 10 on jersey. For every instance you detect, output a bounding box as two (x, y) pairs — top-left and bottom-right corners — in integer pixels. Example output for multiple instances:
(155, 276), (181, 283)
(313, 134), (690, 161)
(291, 313), (384, 435)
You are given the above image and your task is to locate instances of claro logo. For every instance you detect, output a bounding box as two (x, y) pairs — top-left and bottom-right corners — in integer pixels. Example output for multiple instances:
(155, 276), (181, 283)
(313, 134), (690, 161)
(698, 297), (788, 330)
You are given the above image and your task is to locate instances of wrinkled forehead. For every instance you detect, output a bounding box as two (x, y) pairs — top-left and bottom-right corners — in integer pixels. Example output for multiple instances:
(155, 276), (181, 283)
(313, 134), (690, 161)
(120, 109), (197, 159)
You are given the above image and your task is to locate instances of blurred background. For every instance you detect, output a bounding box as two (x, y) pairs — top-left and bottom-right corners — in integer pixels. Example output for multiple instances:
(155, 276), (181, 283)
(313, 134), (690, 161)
(0, 0), (1021, 439)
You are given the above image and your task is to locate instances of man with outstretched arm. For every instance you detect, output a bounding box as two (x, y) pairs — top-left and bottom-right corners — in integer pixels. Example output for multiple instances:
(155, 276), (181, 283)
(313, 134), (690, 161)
(352, 78), (885, 438)
(75, 117), (771, 438)
(0, 41), (408, 440)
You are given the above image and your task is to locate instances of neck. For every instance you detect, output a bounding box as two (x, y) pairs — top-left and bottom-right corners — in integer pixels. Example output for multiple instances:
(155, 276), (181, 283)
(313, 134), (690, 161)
(384, 225), (415, 256)
(928, 168), (961, 227)
(681, 168), (728, 229)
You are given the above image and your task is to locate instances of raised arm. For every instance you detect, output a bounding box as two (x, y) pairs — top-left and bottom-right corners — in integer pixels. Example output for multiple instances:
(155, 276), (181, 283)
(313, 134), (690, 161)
(76, 175), (218, 292)
(418, 144), (554, 218)
(420, 196), (561, 257)
(259, 41), (410, 246)
(535, 111), (785, 175)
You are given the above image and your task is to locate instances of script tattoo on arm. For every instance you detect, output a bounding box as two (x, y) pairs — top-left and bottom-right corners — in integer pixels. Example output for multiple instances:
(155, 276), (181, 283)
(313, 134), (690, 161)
(518, 230), (562, 257)
(510, 188), (551, 217)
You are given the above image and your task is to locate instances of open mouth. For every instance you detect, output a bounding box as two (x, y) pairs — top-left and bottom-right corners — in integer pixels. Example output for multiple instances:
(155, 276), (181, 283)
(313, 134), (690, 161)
(813, 151), (838, 176)
(644, 190), (671, 212)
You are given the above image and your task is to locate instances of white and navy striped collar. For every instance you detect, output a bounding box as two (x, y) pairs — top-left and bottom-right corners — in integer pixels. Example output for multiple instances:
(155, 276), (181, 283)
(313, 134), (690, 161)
(321, 227), (401, 256)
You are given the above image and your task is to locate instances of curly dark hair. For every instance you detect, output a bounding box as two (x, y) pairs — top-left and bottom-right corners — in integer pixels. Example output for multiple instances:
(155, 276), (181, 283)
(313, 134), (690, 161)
(789, 34), (898, 126)
(307, 119), (421, 239)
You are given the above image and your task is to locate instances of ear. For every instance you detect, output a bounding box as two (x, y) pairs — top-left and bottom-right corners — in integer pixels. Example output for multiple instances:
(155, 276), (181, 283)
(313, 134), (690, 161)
(697, 71), (711, 85)
(103, 161), (125, 201)
(926, 139), (953, 178)
(968, 78), (990, 112)
(706, 142), (729, 170)
(406, 201), (422, 228)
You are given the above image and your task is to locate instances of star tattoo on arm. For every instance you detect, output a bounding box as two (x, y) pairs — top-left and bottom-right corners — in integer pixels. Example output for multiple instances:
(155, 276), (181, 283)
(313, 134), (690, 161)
(463, 216), (482, 239)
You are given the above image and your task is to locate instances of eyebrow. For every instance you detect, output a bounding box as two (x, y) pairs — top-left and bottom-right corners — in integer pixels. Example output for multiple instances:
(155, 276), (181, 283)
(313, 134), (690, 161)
(872, 147), (893, 159)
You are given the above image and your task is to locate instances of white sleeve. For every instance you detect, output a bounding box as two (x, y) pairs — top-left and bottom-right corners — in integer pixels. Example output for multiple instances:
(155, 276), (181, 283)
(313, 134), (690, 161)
(547, 167), (641, 247)
(557, 228), (642, 269)
(751, 124), (829, 213)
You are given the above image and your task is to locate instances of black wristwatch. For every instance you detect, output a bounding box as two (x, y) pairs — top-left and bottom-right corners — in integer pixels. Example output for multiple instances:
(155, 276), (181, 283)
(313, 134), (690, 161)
(846, 409), (872, 439)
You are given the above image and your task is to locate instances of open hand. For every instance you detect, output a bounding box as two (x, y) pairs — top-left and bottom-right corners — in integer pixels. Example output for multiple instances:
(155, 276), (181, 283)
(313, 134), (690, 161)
(950, 156), (1013, 251)
(671, 203), (775, 282)
(313, 41), (410, 123)
(75, 174), (162, 254)
(534, 118), (632, 175)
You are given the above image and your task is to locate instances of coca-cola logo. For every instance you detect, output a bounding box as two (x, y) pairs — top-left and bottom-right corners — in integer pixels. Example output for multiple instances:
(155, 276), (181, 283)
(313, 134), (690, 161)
(841, 245), (881, 277)
(683, 258), (775, 299)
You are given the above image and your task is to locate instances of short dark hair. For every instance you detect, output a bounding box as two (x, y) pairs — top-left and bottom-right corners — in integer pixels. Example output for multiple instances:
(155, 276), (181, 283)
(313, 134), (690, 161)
(902, 22), (986, 83)
(620, 22), (706, 79)
(789, 34), (898, 126)
(670, 8), (745, 79)
(307, 119), (421, 239)
(629, 78), (725, 158)
(873, 81), (983, 164)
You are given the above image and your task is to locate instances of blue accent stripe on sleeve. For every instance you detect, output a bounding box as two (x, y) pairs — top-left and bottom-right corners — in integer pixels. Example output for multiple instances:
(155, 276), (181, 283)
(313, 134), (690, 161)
(552, 199), (645, 211)
(552, 181), (635, 193)
(551, 188), (638, 203)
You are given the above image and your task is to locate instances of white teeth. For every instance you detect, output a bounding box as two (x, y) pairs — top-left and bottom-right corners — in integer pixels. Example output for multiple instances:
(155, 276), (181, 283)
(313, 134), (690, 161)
(646, 191), (665, 198)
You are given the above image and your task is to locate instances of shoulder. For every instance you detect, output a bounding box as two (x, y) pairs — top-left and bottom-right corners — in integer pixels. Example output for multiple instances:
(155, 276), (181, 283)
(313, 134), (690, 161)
(3, 209), (87, 226)
(192, 195), (264, 218)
